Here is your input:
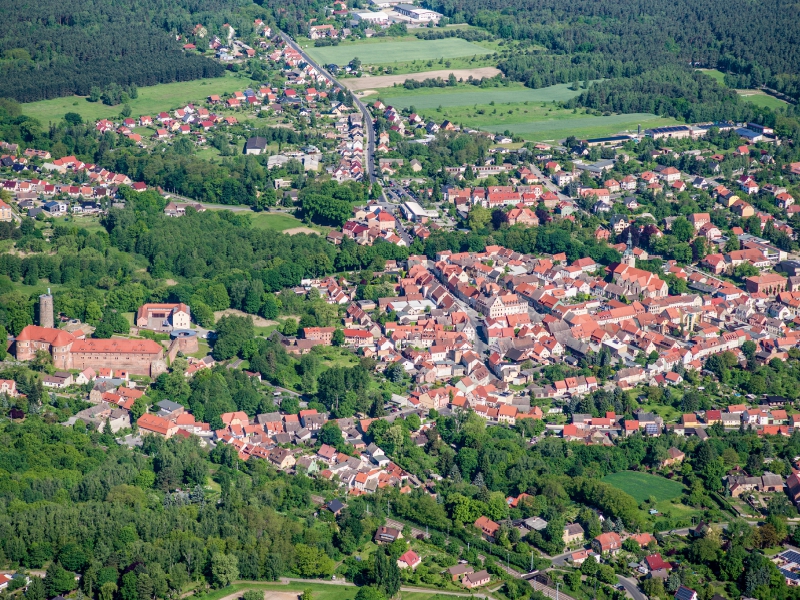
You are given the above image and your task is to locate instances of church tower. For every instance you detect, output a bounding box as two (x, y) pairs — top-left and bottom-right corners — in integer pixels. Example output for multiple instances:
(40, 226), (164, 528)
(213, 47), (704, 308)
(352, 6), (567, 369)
(622, 230), (636, 268)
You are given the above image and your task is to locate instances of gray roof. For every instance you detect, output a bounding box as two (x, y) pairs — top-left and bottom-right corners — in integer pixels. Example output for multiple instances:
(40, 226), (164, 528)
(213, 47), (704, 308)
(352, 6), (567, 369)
(156, 400), (183, 412)
(257, 412), (283, 424)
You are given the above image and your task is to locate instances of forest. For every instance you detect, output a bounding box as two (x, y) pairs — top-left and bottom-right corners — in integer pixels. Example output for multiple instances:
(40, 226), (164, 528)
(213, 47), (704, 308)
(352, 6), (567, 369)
(0, 0), (271, 102)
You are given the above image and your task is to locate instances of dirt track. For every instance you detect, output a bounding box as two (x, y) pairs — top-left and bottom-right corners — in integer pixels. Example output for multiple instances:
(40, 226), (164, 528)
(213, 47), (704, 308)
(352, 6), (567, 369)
(341, 67), (502, 90)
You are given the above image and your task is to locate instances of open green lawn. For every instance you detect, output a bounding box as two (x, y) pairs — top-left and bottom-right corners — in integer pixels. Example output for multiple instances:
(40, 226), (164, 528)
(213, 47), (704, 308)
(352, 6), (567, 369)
(739, 92), (789, 110)
(411, 97), (678, 140)
(249, 212), (326, 233)
(602, 471), (685, 503)
(50, 215), (107, 234)
(193, 582), (472, 600)
(21, 73), (252, 124)
(305, 38), (491, 66)
(698, 69), (727, 86)
(380, 82), (588, 109)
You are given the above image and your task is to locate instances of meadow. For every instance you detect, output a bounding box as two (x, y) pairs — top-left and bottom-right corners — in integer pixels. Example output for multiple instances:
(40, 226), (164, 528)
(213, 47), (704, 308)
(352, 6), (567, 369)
(738, 92), (789, 110)
(249, 211), (328, 235)
(408, 95), (678, 141)
(305, 37), (491, 66)
(601, 471), (685, 503)
(380, 82), (588, 109)
(21, 73), (250, 124)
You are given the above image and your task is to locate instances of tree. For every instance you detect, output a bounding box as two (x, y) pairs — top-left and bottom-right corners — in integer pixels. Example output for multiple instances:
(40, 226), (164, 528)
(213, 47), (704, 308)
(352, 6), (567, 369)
(192, 302), (215, 328)
(281, 318), (298, 336)
(374, 548), (400, 597)
(45, 562), (77, 597)
(281, 396), (299, 414)
(319, 420), (342, 448)
(332, 328), (345, 347)
(212, 315), (254, 360)
(210, 553), (238, 588)
(671, 217), (693, 242)
(25, 578), (45, 600)
(355, 587), (386, 600)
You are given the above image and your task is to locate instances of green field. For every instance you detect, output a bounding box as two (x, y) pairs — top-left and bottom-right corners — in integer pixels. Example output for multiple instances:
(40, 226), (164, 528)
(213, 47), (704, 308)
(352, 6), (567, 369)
(249, 212), (326, 233)
(409, 94), (678, 140)
(305, 38), (491, 66)
(602, 471), (685, 503)
(193, 582), (473, 600)
(21, 73), (251, 124)
(698, 69), (727, 86)
(380, 82), (587, 109)
(739, 92), (789, 110)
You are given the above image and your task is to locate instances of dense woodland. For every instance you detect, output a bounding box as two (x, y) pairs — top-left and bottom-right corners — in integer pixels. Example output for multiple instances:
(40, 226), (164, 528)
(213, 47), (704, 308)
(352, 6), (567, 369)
(0, 0), (272, 101)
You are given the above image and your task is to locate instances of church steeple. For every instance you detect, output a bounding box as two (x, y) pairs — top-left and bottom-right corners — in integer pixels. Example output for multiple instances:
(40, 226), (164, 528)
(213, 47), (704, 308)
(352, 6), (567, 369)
(623, 229), (636, 268)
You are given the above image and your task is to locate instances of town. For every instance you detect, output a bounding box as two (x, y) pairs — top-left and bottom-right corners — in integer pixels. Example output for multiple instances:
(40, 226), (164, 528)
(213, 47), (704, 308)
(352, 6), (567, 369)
(2, 3), (800, 600)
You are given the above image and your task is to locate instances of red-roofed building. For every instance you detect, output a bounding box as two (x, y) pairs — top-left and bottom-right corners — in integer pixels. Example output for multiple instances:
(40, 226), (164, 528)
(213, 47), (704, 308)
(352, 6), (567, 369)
(397, 550), (421, 569)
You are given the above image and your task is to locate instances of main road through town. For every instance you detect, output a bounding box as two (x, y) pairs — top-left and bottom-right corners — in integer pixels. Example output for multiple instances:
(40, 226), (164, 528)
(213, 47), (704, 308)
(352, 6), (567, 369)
(279, 31), (377, 184)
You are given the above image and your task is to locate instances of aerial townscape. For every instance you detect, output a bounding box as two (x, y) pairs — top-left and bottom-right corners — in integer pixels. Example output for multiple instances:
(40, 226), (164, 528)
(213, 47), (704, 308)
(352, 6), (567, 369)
(3, 2), (800, 600)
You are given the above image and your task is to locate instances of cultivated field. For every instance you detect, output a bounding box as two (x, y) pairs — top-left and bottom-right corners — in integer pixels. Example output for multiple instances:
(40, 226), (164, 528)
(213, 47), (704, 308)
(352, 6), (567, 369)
(305, 38), (490, 66)
(21, 73), (248, 124)
(602, 471), (685, 503)
(343, 67), (502, 90)
(380, 82), (588, 109)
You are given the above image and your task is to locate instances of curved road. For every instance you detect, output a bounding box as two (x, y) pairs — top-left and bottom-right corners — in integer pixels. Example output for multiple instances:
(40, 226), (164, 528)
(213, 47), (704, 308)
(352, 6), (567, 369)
(279, 32), (376, 184)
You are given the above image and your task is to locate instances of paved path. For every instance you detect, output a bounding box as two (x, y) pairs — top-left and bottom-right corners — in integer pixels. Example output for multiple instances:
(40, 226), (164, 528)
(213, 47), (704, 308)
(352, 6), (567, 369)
(280, 33), (376, 183)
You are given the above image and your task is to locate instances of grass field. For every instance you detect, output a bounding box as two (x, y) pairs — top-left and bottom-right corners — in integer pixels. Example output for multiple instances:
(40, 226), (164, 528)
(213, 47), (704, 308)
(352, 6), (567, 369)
(739, 92), (789, 110)
(408, 94), (678, 140)
(305, 38), (491, 66)
(193, 582), (472, 600)
(380, 82), (588, 109)
(698, 69), (727, 85)
(602, 471), (685, 503)
(249, 212), (327, 234)
(21, 73), (251, 124)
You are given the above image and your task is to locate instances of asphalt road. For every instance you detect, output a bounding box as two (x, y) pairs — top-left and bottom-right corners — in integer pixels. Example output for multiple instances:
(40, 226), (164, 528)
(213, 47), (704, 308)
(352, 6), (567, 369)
(616, 575), (648, 600)
(280, 32), (376, 183)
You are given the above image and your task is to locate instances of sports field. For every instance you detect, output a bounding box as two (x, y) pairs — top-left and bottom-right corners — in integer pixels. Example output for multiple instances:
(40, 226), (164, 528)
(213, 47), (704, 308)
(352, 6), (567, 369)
(602, 471), (684, 503)
(381, 82), (588, 109)
(305, 38), (490, 66)
(21, 73), (247, 124)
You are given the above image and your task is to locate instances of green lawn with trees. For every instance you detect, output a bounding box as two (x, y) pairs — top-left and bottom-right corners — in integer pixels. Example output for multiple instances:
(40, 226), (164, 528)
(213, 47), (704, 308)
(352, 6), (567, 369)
(601, 471), (685, 504)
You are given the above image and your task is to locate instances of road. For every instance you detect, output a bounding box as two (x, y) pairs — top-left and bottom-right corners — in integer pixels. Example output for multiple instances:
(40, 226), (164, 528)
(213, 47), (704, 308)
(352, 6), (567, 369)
(280, 32), (376, 184)
(616, 575), (647, 600)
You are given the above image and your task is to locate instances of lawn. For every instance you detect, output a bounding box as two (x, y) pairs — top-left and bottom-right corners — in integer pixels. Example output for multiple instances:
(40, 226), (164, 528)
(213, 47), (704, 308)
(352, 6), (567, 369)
(249, 212), (326, 234)
(380, 82), (588, 109)
(739, 92), (789, 110)
(602, 471), (685, 503)
(698, 69), (727, 86)
(193, 582), (473, 600)
(305, 38), (491, 66)
(408, 96), (678, 140)
(21, 73), (251, 124)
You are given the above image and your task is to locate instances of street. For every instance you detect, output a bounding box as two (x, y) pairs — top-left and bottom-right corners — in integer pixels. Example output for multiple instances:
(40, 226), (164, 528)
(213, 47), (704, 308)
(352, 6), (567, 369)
(279, 32), (376, 183)
(616, 575), (648, 600)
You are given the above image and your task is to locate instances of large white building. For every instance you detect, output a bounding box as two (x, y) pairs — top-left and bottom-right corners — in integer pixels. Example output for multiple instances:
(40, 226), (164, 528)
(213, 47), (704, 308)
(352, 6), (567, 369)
(393, 4), (442, 21)
(402, 201), (438, 222)
(352, 10), (390, 24)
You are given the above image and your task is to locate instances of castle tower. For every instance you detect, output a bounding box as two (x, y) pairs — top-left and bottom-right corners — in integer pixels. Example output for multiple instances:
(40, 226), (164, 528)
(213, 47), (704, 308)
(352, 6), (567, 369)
(39, 288), (54, 329)
(622, 230), (636, 268)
